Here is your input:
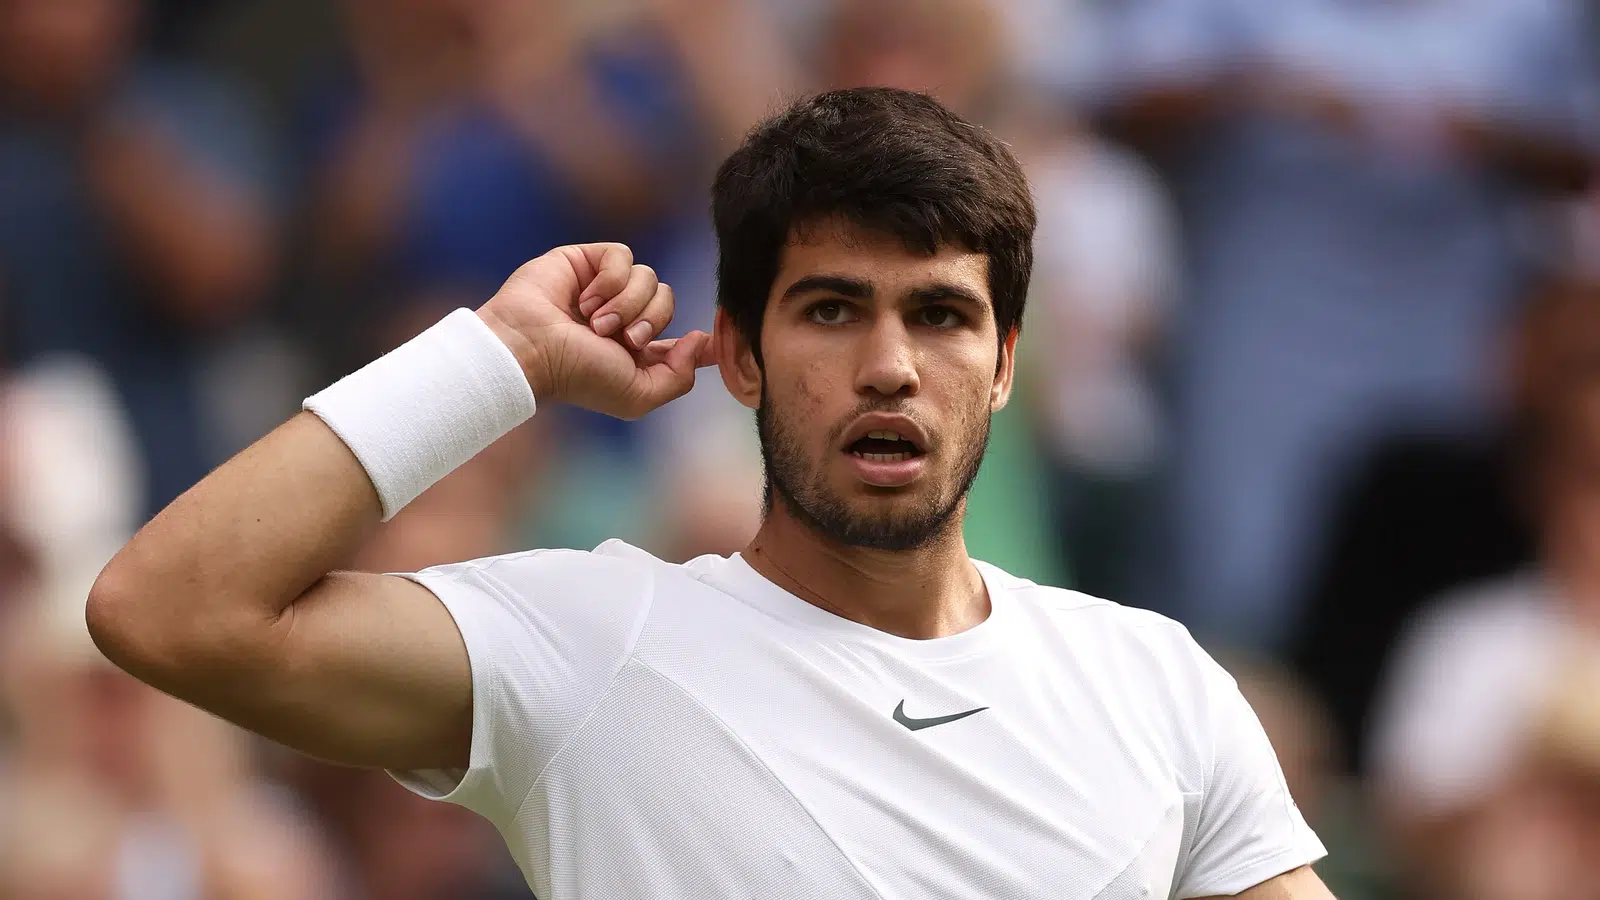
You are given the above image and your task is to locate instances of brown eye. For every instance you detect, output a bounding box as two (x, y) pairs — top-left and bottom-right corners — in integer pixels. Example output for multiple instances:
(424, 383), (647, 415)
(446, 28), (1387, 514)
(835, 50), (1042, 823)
(808, 302), (854, 325)
(919, 306), (960, 328)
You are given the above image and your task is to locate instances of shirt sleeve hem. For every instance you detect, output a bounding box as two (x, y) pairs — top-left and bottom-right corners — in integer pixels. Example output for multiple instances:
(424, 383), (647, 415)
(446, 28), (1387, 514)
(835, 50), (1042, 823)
(385, 569), (502, 819)
(1179, 840), (1329, 899)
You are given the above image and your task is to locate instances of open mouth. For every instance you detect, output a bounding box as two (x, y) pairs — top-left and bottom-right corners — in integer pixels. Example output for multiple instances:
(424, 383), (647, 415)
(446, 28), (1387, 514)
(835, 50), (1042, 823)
(846, 430), (925, 463)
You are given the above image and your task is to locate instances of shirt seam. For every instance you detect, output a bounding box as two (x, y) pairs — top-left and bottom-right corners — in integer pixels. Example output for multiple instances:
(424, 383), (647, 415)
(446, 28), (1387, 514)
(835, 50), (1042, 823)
(567, 655), (891, 900)
(490, 559), (659, 823)
(1089, 800), (1188, 900)
(1180, 843), (1323, 898)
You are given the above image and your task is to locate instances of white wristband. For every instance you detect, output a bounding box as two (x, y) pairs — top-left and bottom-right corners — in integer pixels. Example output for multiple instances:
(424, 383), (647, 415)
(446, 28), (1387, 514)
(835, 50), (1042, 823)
(304, 308), (536, 520)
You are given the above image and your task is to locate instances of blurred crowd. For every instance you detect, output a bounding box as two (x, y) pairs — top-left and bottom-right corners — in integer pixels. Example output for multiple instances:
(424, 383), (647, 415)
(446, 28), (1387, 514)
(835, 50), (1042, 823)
(0, 0), (1597, 898)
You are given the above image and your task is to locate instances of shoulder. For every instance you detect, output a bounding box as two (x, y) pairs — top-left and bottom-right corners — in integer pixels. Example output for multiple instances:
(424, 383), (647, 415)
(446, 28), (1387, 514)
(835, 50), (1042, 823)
(405, 540), (669, 623)
(420, 538), (658, 578)
(983, 563), (1219, 682)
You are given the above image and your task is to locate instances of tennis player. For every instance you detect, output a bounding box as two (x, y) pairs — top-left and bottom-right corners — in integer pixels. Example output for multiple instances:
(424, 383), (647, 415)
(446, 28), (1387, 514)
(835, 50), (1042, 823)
(87, 88), (1332, 898)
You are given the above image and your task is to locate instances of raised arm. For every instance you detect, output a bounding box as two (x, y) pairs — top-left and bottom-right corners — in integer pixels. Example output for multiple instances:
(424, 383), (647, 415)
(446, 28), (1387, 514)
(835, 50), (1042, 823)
(86, 243), (716, 772)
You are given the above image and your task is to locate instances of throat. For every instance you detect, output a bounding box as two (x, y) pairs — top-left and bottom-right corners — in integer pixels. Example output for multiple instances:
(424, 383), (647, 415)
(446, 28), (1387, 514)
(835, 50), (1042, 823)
(741, 525), (990, 640)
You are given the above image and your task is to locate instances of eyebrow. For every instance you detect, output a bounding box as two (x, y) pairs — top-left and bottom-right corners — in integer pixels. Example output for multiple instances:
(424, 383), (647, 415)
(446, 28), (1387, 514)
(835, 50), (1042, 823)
(780, 275), (873, 303)
(909, 284), (989, 311)
(780, 275), (990, 311)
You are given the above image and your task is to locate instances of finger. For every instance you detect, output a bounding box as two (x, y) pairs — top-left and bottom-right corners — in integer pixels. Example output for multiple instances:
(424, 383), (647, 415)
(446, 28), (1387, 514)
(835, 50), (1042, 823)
(693, 330), (719, 368)
(569, 243), (633, 316)
(630, 331), (710, 413)
(637, 331), (718, 369)
(590, 264), (658, 338)
(663, 330), (711, 375)
(637, 337), (681, 368)
(621, 282), (675, 350)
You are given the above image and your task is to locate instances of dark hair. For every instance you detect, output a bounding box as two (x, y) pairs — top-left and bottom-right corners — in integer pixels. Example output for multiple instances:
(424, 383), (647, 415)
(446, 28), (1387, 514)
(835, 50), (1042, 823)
(711, 87), (1036, 365)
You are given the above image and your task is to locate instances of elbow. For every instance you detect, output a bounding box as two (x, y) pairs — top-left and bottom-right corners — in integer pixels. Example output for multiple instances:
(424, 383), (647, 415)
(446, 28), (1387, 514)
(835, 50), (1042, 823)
(86, 553), (278, 695)
(85, 556), (160, 677)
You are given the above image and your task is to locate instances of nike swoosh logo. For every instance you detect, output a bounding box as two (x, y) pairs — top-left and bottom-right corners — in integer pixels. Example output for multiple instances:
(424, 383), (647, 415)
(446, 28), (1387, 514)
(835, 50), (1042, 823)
(892, 700), (988, 732)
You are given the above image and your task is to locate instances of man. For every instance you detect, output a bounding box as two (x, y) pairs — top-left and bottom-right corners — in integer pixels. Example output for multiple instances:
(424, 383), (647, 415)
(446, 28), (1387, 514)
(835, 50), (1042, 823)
(86, 89), (1331, 898)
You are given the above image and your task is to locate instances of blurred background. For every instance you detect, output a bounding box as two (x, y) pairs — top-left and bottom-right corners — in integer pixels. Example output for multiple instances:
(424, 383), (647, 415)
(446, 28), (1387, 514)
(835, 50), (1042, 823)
(0, 0), (1597, 897)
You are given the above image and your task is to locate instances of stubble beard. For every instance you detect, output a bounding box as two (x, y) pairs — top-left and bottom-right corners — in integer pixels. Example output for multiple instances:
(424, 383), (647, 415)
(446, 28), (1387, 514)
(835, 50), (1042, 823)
(755, 387), (991, 552)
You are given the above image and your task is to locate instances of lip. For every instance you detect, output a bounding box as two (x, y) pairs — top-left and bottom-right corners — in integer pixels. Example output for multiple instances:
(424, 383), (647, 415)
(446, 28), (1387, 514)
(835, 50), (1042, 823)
(838, 413), (929, 454)
(838, 412), (930, 488)
(844, 452), (927, 487)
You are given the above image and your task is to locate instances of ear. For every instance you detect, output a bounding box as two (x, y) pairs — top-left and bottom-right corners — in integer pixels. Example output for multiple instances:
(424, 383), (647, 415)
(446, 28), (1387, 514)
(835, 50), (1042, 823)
(990, 326), (1019, 413)
(715, 308), (763, 411)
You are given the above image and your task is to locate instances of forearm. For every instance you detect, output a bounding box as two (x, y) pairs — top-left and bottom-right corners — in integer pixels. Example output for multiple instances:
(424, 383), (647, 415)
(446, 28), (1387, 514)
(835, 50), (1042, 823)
(89, 412), (382, 673)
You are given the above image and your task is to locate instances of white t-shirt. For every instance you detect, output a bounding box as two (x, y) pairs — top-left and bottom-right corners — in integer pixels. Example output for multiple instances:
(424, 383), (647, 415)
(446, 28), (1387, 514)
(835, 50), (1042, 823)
(393, 540), (1325, 899)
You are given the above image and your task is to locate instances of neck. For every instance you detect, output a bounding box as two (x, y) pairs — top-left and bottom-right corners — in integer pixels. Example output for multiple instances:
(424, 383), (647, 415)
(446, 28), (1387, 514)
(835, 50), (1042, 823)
(740, 497), (990, 640)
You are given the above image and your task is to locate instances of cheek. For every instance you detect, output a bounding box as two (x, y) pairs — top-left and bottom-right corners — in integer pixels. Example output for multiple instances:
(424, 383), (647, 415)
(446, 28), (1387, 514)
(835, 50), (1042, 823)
(782, 360), (838, 430)
(931, 356), (998, 417)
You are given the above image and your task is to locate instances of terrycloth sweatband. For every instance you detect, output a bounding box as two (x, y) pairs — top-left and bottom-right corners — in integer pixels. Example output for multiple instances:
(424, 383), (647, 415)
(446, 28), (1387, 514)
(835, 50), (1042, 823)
(303, 308), (537, 520)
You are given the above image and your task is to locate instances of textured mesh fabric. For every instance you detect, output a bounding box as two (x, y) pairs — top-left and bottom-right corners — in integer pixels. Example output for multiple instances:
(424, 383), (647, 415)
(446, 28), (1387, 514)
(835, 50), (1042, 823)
(392, 540), (1325, 898)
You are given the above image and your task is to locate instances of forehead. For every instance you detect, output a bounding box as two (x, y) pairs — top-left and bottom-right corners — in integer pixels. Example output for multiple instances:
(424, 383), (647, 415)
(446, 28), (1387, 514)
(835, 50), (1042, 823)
(772, 223), (989, 300)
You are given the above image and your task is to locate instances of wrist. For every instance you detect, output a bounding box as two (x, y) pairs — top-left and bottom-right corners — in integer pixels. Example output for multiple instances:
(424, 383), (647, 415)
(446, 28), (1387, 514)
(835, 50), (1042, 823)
(304, 308), (536, 520)
(476, 303), (551, 401)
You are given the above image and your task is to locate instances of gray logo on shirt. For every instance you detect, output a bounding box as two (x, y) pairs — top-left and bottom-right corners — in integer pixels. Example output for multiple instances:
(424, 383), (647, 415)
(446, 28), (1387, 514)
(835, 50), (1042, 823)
(893, 700), (988, 732)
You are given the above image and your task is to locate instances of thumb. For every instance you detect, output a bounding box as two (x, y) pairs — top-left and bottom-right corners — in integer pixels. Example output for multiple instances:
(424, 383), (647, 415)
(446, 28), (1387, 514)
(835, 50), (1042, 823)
(631, 330), (711, 411)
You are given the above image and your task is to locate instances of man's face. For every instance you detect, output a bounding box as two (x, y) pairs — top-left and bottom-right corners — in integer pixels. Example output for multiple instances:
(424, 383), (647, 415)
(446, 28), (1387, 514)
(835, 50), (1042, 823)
(723, 223), (1015, 551)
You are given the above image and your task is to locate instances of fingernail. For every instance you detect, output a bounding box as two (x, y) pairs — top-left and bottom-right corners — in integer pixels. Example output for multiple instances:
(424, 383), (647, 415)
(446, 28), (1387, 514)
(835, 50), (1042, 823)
(579, 295), (603, 316)
(626, 321), (653, 348)
(593, 313), (620, 336)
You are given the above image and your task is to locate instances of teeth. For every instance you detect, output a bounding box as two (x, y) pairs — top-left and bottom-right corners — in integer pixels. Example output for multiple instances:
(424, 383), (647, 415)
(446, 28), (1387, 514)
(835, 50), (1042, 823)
(866, 430), (904, 441)
(852, 451), (912, 462)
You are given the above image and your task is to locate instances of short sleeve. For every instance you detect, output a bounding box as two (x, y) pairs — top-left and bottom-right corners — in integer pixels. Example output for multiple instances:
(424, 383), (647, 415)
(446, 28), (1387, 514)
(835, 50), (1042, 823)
(1175, 648), (1327, 898)
(388, 543), (656, 825)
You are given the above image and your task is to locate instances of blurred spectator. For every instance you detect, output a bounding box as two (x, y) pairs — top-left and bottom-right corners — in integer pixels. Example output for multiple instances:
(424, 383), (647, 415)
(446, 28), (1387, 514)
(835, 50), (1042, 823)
(0, 0), (280, 518)
(301, 0), (699, 361)
(284, 763), (533, 900)
(1571, 186), (1600, 281)
(1289, 277), (1600, 773)
(0, 360), (334, 900)
(1015, 108), (1180, 600)
(1096, 0), (1600, 650)
(813, 0), (1004, 121)
(1369, 279), (1600, 900)
(0, 603), (338, 900)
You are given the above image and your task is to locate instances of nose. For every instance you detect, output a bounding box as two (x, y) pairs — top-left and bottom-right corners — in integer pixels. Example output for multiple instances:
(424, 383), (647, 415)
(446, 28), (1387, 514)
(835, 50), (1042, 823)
(854, 315), (920, 398)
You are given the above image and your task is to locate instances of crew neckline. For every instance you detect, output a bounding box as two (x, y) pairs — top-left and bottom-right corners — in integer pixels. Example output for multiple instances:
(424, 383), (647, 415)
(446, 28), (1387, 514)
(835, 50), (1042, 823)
(695, 551), (1013, 662)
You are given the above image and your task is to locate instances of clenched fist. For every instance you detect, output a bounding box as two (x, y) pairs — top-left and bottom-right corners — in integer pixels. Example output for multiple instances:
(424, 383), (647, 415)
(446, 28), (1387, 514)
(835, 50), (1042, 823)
(475, 243), (718, 420)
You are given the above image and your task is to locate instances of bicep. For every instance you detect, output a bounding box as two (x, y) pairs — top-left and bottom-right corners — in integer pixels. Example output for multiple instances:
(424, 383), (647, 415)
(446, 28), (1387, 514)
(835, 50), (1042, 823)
(212, 571), (474, 772)
(1195, 865), (1337, 899)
